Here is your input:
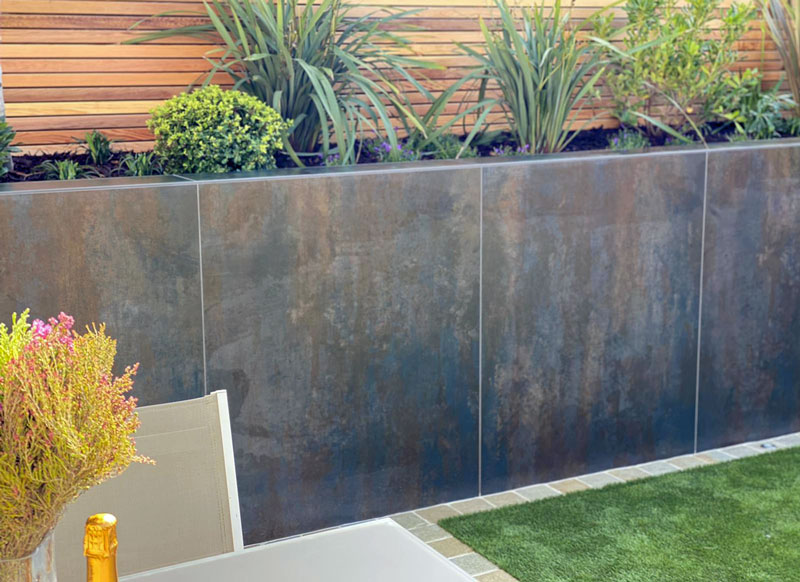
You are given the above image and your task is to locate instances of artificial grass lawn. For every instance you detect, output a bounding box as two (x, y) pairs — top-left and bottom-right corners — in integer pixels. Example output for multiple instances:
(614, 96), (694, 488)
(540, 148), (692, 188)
(440, 448), (800, 582)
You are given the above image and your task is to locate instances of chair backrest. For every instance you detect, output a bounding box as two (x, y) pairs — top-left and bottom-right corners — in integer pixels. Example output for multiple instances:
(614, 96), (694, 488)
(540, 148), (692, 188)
(54, 390), (244, 582)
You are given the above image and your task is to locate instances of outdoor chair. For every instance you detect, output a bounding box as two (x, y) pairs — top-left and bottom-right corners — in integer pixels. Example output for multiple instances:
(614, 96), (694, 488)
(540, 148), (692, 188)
(54, 390), (244, 582)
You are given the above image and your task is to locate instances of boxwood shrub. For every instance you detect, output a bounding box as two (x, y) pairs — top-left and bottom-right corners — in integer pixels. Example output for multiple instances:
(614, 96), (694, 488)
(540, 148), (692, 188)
(148, 85), (290, 174)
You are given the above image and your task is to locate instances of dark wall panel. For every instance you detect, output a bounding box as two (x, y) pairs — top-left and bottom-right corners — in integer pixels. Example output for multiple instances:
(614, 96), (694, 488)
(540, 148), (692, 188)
(481, 153), (705, 493)
(198, 169), (481, 543)
(0, 183), (205, 405)
(698, 144), (800, 449)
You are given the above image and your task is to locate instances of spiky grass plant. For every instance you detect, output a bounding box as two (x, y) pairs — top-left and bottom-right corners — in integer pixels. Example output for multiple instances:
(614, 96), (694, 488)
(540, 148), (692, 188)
(128, 0), (440, 165)
(0, 311), (148, 566)
(461, 0), (605, 154)
(761, 0), (800, 117)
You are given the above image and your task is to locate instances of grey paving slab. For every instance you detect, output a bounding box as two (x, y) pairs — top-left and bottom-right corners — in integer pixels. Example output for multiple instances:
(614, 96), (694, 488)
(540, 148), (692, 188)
(723, 445), (763, 458)
(417, 505), (461, 524)
(409, 524), (451, 543)
(776, 434), (800, 447)
(578, 472), (623, 488)
(391, 512), (427, 530)
(748, 439), (784, 451)
(516, 484), (561, 502)
(609, 467), (651, 482)
(667, 455), (709, 470)
(696, 450), (736, 463)
(484, 492), (527, 508)
(639, 461), (680, 476)
(429, 537), (473, 558)
(451, 553), (497, 576)
(451, 498), (494, 515)
(124, 519), (473, 582)
(551, 479), (591, 494)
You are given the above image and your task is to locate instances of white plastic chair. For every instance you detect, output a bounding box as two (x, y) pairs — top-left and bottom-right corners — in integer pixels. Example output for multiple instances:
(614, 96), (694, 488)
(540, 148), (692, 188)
(54, 390), (244, 582)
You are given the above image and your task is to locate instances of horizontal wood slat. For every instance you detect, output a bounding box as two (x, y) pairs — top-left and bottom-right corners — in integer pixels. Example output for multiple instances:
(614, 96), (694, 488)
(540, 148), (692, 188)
(0, 0), (788, 150)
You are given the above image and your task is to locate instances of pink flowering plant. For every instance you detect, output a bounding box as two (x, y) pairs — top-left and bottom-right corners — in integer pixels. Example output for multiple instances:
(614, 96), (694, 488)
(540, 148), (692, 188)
(0, 310), (148, 562)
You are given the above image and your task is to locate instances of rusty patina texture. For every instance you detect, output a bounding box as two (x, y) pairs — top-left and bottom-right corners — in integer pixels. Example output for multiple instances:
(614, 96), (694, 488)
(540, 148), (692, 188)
(698, 143), (800, 449)
(480, 152), (705, 494)
(198, 168), (481, 542)
(0, 182), (204, 405)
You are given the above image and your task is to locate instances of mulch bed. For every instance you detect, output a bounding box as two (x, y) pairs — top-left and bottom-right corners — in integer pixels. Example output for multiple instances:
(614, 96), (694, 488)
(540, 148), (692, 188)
(0, 125), (779, 184)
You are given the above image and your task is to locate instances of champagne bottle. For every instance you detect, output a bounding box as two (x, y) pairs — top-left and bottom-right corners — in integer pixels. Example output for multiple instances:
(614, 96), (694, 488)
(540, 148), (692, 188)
(83, 514), (118, 582)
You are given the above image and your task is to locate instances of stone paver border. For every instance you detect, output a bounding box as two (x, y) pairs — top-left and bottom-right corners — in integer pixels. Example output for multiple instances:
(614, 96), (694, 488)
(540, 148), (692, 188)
(391, 432), (800, 582)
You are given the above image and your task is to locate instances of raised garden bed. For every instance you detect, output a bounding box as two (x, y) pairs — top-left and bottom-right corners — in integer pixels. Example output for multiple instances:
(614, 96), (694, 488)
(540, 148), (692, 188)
(2, 139), (798, 545)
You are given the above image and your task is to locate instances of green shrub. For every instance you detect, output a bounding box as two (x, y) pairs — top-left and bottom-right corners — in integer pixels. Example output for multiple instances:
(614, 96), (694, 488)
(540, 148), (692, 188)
(120, 152), (162, 176)
(594, 0), (755, 138)
(712, 70), (798, 140)
(425, 134), (478, 160)
(463, 0), (605, 154)
(82, 130), (113, 166)
(0, 122), (17, 178)
(607, 129), (651, 151)
(148, 85), (290, 174)
(129, 0), (444, 166)
(33, 159), (92, 181)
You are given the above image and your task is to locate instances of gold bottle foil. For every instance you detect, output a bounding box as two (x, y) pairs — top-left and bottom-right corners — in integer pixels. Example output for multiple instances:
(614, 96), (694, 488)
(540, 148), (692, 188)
(84, 514), (118, 582)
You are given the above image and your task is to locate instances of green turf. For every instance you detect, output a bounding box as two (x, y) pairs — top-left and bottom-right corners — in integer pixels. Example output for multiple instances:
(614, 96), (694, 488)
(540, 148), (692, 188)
(440, 448), (800, 582)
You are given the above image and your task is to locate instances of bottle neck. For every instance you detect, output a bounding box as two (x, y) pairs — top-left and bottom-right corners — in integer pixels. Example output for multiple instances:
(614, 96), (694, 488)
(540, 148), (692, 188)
(86, 555), (118, 582)
(84, 514), (119, 582)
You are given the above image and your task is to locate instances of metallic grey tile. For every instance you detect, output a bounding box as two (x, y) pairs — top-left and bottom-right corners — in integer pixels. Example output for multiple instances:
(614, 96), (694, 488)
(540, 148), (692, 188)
(198, 169), (481, 543)
(0, 185), (204, 405)
(481, 153), (704, 493)
(699, 144), (800, 449)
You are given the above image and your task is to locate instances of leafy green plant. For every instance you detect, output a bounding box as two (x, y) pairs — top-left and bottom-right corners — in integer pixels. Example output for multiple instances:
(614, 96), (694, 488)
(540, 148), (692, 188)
(460, 0), (605, 154)
(0, 311), (148, 562)
(608, 128), (651, 150)
(33, 159), (91, 181)
(760, 0), (800, 117)
(120, 152), (163, 176)
(712, 70), (798, 140)
(594, 0), (755, 138)
(424, 134), (478, 160)
(129, 0), (441, 166)
(0, 122), (17, 179)
(82, 130), (113, 166)
(148, 85), (290, 174)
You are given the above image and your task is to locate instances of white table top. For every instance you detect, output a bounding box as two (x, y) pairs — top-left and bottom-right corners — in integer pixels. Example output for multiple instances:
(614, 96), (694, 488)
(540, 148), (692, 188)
(122, 519), (474, 582)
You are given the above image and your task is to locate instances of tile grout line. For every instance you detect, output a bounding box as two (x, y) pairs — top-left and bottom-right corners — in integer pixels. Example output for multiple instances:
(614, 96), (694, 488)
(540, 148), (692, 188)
(196, 184), (209, 396)
(693, 151), (709, 454)
(478, 168), (483, 497)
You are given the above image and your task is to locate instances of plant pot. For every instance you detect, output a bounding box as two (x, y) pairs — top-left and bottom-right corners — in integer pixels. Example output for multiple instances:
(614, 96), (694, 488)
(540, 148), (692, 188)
(0, 531), (57, 582)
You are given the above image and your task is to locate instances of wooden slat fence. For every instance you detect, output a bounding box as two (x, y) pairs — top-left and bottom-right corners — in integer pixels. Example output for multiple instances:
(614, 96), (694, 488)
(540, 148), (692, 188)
(0, 0), (784, 153)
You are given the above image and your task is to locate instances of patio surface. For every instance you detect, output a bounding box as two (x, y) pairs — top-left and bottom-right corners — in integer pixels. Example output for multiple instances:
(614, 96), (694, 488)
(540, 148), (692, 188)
(124, 519), (473, 582)
(391, 432), (800, 582)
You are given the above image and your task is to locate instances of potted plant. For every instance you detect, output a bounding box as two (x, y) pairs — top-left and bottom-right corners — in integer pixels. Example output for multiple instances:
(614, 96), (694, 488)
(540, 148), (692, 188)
(0, 311), (148, 582)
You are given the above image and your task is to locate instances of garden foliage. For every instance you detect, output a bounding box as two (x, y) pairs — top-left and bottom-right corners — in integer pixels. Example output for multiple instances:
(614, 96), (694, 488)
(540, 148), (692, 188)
(761, 0), (800, 117)
(130, 0), (444, 166)
(594, 0), (755, 137)
(713, 70), (799, 140)
(82, 130), (113, 166)
(463, 0), (605, 154)
(0, 122), (17, 179)
(0, 311), (148, 560)
(148, 85), (290, 174)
